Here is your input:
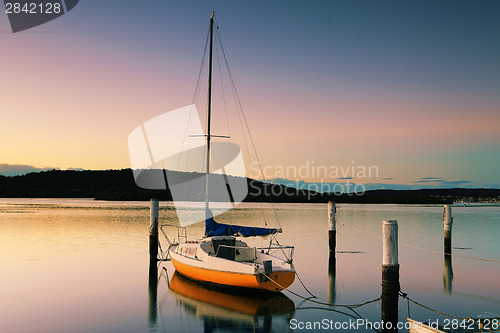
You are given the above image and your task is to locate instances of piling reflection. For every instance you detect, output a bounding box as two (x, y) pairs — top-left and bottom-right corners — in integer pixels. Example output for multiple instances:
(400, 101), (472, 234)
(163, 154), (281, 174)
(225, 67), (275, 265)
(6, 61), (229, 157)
(443, 254), (453, 294)
(148, 260), (158, 327)
(169, 271), (295, 333)
(328, 253), (336, 305)
(381, 265), (399, 332)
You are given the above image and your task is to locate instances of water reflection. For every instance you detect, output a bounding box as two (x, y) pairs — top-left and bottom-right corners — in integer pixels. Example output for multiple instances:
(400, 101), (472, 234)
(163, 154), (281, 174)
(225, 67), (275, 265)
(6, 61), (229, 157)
(148, 260), (158, 327)
(328, 253), (336, 305)
(381, 265), (399, 332)
(443, 254), (453, 294)
(168, 271), (295, 332)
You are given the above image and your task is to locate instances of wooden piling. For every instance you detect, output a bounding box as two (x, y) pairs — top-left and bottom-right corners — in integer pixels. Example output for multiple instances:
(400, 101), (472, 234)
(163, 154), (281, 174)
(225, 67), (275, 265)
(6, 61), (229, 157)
(443, 205), (453, 294)
(443, 205), (452, 255)
(327, 201), (337, 304)
(150, 199), (159, 261)
(148, 198), (159, 327)
(328, 201), (336, 253)
(382, 220), (399, 332)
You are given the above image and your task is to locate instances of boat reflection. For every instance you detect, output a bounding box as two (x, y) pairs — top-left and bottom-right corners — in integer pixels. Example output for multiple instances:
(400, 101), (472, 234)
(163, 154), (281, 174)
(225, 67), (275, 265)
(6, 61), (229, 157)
(169, 271), (295, 332)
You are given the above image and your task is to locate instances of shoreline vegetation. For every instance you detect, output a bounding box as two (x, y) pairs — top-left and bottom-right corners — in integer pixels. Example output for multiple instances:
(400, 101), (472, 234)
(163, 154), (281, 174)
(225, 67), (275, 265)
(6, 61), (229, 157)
(1, 169), (499, 204)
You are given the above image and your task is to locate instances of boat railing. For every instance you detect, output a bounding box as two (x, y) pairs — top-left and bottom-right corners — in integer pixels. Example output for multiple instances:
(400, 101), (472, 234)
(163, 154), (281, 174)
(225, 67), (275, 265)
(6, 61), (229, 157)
(256, 245), (295, 266)
(213, 244), (294, 265)
(160, 223), (188, 246)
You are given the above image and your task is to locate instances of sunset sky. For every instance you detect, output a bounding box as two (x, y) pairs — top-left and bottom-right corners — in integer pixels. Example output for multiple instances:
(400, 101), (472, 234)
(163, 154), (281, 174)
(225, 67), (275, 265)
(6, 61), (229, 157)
(1, 1), (499, 188)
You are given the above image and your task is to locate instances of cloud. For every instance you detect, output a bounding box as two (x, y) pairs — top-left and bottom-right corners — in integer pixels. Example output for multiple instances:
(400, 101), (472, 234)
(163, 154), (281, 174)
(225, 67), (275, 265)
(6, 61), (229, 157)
(413, 179), (445, 183)
(266, 177), (484, 193)
(411, 178), (472, 187)
(0, 164), (58, 176)
(439, 180), (472, 186)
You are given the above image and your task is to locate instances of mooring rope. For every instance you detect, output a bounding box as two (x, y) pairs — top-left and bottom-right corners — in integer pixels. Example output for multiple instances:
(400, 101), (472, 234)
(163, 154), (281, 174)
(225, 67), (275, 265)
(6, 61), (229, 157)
(254, 266), (381, 310)
(399, 291), (466, 320)
(400, 290), (500, 333)
(294, 268), (317, 299)
(398, 241), (500, 264)
(294, 306), (360, 319)
(342, 223), (500, 264)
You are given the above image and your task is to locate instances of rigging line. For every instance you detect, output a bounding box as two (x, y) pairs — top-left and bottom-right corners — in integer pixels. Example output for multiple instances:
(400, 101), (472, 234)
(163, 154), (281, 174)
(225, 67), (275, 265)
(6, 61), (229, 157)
(214, 29), (231, 137)
(176, 24), (210, 172)
(272, 236), (292, 267)
(343, 223), (500, 264)
(213, 22), (269, 227)
(214, 27), (252, 165)
(192, 24), (210, 106)
(215, 22), (282, 230)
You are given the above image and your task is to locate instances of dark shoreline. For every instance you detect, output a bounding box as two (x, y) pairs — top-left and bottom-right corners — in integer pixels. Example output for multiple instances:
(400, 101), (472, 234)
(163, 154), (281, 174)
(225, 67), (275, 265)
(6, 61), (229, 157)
(1, 169), (499, 204)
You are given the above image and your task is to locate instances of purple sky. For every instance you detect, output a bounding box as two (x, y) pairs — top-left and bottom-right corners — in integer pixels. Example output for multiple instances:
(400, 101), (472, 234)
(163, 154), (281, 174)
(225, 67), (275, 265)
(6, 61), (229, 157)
(1, 1), (499, 188)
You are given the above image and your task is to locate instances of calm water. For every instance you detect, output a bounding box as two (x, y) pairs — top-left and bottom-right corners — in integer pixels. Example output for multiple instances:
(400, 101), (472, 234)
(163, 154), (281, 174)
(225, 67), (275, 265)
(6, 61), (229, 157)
(1, 199), (499, 332)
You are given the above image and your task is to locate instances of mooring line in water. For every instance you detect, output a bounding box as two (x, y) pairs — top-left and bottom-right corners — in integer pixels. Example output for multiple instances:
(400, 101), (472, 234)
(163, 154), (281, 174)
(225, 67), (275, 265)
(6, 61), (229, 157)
(255, 266), (381, 310)
(342, 224), (500, 264)
(401, 291), (500, 333)
(399, 291), (467, 321)
(294, 268), (316, 298)
(294, 306), (360, 319)
(404, 295), (499, 333)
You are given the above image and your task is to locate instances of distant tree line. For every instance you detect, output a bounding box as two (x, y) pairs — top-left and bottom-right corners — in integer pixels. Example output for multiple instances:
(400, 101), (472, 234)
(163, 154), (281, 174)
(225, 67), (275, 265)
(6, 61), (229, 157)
(1, 169), (499, 204)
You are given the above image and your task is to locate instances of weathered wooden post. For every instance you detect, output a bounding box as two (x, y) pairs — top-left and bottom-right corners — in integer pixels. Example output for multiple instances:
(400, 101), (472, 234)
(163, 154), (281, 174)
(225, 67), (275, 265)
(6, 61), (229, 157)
(443, 205), (453, 255)
(148, 199), (159, 326)
(443, 205), (453, 294)
(150, 199), (159, 261)
(327, 202), (337, 304)
(328, 201), (336, 253)
(382, 220), (399, 332)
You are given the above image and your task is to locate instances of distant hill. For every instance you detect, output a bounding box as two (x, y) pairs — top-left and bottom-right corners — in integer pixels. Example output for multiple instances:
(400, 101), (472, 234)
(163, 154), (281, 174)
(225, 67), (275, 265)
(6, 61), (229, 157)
(1, 169), (499, 204)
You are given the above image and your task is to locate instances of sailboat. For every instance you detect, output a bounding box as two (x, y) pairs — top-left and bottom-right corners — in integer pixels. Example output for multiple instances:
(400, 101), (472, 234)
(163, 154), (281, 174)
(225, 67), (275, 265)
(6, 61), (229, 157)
(168, 12), (296, 293)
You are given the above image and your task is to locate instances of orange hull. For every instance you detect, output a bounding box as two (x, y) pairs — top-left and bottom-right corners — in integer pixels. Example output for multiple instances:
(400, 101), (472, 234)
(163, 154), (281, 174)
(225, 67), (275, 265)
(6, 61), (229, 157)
(171, 256), (295, 292)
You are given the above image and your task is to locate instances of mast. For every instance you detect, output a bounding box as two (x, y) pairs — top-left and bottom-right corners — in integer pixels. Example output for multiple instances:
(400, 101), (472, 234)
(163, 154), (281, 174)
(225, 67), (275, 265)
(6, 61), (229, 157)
(205, 12), (214, 218)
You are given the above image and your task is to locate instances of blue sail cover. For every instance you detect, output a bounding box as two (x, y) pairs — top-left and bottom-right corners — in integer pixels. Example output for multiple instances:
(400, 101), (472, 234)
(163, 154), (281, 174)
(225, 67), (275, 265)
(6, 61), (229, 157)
(205, 216), (280, 237)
